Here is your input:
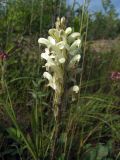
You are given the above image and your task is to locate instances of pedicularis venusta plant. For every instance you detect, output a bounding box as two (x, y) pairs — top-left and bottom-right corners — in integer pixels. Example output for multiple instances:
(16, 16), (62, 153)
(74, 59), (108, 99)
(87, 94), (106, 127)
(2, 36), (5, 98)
(38, 17), (81, 159)
(38, 17), (81, 119)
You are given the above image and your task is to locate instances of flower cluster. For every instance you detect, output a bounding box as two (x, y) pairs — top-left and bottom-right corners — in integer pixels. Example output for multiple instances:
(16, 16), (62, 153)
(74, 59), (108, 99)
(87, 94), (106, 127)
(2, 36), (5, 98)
(110, 71), (120, 81)
(38, 17), (81, 94)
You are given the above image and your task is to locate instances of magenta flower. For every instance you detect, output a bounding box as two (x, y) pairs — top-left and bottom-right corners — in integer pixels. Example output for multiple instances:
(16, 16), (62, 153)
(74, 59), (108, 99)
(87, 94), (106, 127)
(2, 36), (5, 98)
(110, 71), (120, 81)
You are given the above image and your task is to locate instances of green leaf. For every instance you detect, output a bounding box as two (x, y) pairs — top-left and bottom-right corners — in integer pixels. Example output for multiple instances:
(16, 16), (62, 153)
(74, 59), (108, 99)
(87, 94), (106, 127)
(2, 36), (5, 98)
(96, 144), (109, 160)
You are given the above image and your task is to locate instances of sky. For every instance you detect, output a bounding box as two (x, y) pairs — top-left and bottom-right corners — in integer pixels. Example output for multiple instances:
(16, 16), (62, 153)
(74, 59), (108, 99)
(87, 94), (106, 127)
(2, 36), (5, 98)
(67, 0), (120, 15)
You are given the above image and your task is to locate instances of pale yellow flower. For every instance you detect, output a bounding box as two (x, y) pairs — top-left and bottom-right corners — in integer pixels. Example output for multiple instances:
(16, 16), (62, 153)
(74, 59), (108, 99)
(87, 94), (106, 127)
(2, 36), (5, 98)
(38, 38), (50, 47)
(72, 85), (79, 93)
(68, 54), (81, 68)
(65, 27), (72, 35)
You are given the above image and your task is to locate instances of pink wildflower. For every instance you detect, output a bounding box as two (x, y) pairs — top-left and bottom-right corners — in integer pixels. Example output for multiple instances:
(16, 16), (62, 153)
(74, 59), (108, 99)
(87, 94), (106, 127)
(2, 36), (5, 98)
(0, 51), (8, 60)
(110, 71), (120, 81)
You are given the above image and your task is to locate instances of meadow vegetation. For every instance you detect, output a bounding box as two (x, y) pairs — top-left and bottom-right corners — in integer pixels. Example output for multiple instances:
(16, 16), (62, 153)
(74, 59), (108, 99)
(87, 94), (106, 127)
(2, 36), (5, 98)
(0, 0), (120, 160)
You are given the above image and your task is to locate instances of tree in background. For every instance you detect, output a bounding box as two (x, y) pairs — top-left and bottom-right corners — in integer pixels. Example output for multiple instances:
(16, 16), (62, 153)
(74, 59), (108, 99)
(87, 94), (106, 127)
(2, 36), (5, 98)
(88, 0), (120, 40)
(0, 0), (67, 49)
(0, 0), (120, 45)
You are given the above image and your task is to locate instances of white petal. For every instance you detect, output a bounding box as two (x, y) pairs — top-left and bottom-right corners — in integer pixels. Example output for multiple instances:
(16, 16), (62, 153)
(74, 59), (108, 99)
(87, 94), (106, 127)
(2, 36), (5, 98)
(72, 39), (81, 47)
(45, 61), (55, 67)
(49, 29), (57, 35)
(61, 17), (65, 24)
(38, 38), (49, 46)
(65, 27), (72, 35)
(45, 48), (50, 54)
(48, 76), (57, 90)
(68, 54), (81, 69)
(41, 52), (49, 60)
(72, 54), (81, 62)
(70, 39), (81, 51)
(43, 72), (52, 81)
(69, 32), (80, 39)
(41, 49), (55, 61)
(48, 36), (56, 45)
(68, 32), (80, 43)
(48, 29), (60, 41)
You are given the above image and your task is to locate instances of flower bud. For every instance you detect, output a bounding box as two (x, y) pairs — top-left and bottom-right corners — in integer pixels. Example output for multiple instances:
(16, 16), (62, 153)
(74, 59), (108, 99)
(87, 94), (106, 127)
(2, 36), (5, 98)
(68, 32), (80, 43)
(61, 17), (66, 24)
(69, 54), (81, 69)
(48, 29), (60, 41)
(70, 39), (81, 51)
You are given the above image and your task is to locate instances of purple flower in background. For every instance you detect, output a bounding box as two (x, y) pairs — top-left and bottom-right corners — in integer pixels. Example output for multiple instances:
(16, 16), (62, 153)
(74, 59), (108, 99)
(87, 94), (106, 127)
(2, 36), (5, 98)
(110, 71), (120, 81)
(0, 51), (8, 60)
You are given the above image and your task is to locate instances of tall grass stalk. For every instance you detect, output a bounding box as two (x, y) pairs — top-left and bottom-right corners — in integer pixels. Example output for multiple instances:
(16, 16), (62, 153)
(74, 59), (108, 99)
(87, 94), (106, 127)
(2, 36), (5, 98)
(78, 0), (89, 100)
(40, 0), (44, 35)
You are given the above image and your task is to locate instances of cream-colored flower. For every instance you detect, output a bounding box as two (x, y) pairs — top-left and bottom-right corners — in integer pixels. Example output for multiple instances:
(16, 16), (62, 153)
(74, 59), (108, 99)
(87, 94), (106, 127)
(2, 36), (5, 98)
(70, 39), (81, 51)
(38, 38), (50, 47)
(57, 41), (69, 50)
(65, 27), (72, 35)
(72, 85), (79, 93)
(43, 72), (53, 81)
(49, 76), (57, 90)
(68, 32), (80, 43)
(48, 36), (56, 45)
(39, 17), (81, 96)
(61, 17), (65, 24)
(45, 60), (55, 68)
(41, 50), (55, 61)
(45, 48), (50, 54)
(41, 52), (49, 60)
(48, 29), (60, 41)
(43, 72), (57, 90)
(71, 54), (81, 62)
(68, 54), (81, 69)
(72, 39), (81, 47)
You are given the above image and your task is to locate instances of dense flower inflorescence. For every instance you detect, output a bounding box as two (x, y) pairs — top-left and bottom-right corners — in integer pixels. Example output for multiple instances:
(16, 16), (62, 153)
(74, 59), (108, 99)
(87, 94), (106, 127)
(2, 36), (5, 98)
(38, 17), (81, 94)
